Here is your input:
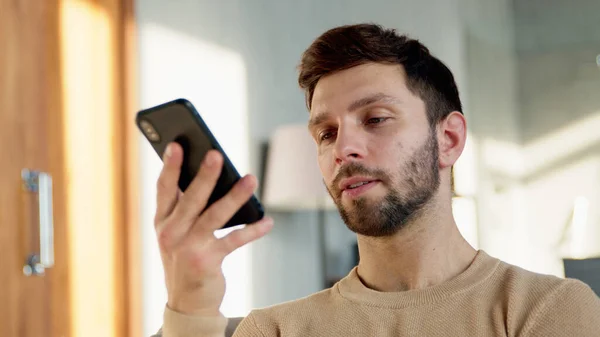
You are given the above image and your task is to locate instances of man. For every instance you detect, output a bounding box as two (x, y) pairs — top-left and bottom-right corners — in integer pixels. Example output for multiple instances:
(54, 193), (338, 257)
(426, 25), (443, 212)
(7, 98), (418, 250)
(153, 24), (600, 337)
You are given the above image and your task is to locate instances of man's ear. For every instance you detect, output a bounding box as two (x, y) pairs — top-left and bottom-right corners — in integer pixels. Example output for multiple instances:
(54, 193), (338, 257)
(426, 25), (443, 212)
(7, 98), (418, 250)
(437, 111), (466, 169)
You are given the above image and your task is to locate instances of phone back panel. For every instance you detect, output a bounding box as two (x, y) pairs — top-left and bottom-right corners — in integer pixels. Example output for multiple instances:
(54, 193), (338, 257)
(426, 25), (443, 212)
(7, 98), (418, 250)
(136, 98), (264, 229)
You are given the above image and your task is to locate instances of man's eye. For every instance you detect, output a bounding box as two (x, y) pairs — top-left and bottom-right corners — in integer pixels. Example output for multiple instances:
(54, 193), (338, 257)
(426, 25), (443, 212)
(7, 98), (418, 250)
(366, 117), (387, 125)
(319, 131), (335, 141)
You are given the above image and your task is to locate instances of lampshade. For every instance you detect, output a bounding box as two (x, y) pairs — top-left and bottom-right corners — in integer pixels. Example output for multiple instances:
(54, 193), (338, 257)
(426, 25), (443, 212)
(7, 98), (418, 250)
(262, 123), (336, 211)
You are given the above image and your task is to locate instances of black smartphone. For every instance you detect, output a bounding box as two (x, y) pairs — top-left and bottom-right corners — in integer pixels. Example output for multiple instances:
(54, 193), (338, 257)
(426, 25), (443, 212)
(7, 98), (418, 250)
(136, 98), (264, 229)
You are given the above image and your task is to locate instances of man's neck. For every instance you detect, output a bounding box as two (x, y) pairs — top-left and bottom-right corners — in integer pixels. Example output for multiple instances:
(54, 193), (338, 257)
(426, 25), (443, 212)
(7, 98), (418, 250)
(355, 213), (476, 292)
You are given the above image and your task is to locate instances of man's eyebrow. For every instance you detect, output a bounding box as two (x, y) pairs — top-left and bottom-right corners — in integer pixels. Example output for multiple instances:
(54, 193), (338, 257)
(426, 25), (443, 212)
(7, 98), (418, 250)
(347, 92), (402, 112)
(308, 112), (330, 131)
(308, 93), (402, 131)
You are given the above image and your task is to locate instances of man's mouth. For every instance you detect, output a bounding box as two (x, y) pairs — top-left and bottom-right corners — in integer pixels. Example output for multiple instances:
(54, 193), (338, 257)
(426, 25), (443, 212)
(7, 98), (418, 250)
(347, 181), (373, 189)
(338, 178), (381, 199)
(339, 176), (379, 192)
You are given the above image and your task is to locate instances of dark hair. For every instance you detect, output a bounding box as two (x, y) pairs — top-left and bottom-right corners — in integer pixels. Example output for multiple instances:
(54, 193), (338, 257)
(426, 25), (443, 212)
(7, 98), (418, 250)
(298, 23), (463, 126)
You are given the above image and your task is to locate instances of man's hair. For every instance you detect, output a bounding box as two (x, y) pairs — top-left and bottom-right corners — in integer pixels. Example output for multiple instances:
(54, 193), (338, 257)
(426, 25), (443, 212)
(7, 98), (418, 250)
(298, 23), (463, 126)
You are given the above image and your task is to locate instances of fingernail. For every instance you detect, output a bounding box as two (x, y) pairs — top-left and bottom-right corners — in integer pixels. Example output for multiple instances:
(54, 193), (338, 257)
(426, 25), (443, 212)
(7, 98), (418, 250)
(260, 217), (274, 228)
(164, 144), (173, 158)
(241, 175), (254, 187)
(203, 151), (216, 167)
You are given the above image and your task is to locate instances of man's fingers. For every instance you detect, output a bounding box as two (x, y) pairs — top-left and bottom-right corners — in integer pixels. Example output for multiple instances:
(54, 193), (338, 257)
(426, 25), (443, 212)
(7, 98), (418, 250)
(155, 142), (183, 223)
(218, 217), (274, 255)
(170, 150), (223, 225)
(191, 174), (258, 234)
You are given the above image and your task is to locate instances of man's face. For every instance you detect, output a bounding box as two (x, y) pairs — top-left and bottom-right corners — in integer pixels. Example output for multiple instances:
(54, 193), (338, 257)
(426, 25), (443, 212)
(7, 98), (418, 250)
(308, 62), (440, 237)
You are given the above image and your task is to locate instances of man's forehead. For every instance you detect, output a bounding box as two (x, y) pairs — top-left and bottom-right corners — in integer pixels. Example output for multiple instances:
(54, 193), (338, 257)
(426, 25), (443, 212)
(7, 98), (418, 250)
(311, 64), (408, 106)
(314, 90), (401, 110)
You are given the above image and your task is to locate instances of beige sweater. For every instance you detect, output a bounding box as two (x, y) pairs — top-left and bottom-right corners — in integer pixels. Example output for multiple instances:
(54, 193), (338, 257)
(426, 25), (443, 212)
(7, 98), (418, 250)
(161, 250), (600, 336)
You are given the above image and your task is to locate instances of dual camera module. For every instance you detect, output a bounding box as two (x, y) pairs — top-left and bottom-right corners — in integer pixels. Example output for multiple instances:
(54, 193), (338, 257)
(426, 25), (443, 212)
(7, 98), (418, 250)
(139, 119), (161, 142)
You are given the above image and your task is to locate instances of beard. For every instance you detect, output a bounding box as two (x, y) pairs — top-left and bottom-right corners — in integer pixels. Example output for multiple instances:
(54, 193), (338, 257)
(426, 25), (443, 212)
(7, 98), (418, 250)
(327, 129), (440, 237)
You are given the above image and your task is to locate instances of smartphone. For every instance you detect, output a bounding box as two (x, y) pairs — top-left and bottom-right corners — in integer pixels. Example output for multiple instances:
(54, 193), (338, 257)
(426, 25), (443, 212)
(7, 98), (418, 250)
(136, 98), (264, 229)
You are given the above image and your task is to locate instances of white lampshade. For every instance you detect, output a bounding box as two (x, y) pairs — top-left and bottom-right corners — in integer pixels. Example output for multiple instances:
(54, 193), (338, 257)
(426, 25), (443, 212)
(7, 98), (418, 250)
(262, 123), (336, 211)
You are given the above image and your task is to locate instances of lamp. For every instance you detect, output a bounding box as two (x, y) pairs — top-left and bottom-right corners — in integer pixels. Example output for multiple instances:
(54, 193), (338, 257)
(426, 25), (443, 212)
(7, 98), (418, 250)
(262, 123), (336, 288)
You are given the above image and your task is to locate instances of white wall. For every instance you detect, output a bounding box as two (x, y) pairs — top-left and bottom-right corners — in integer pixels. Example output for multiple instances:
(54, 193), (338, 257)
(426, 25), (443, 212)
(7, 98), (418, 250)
(460, 0), (600, 275)
(459, 0), (527, 267)
(136, 20), (252, 336)
(135, 0), (469, 335)
(514, 0), (600, 275)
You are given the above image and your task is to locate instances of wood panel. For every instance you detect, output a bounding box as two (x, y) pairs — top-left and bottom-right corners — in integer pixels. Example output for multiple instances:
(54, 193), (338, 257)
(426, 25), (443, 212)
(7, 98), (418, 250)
(0, 0), (70, 336)
(58, 0), (139, 335)
(113, 0), (142, 335)
(0, 0), (139, 335)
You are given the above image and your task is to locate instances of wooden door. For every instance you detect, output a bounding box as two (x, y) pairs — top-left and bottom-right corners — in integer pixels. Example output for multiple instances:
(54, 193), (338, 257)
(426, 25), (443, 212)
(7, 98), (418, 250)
(0, 1), (69, 336)
(0, 0), (139, 336)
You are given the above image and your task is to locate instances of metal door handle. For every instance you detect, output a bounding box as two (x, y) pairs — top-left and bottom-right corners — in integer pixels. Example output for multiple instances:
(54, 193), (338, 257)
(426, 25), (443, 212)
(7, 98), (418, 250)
(21, 169), (54, 276)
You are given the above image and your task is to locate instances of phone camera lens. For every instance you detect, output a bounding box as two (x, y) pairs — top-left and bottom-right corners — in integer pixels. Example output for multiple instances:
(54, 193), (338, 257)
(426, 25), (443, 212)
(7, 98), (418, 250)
(140, 120), (160, 142)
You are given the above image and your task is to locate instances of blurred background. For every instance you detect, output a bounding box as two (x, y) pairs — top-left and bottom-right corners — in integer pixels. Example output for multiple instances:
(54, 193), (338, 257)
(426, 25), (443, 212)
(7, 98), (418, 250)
(2, 0), (599, 336)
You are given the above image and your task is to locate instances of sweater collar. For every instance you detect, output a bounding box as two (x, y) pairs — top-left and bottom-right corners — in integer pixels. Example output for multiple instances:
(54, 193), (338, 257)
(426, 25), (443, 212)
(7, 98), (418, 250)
(336, 250), (500, 308)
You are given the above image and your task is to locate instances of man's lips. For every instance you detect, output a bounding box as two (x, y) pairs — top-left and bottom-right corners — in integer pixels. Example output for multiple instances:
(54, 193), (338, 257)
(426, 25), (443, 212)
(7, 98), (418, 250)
(340, 180), (380, 198)
(339, 176), (378, 191)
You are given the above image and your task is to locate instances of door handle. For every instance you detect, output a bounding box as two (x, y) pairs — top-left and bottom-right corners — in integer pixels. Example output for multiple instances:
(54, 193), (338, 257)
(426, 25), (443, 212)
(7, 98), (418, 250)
(21, 169), (54, 276)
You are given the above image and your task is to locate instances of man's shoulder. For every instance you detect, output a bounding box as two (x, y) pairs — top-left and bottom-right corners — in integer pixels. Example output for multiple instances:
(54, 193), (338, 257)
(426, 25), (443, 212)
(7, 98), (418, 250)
(493, 257), (584, 295)
(501, 265), (600, 336)
(489, 255), (600, 334)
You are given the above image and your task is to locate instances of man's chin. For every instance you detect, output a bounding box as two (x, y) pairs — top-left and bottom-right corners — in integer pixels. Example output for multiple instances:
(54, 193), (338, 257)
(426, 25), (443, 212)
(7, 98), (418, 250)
(344, 219), (398, 238)
(335, 196), (378, 221)
(337, 197), (407, 237)
(345, 194), (382, 209)
(339, 203), (385, 231)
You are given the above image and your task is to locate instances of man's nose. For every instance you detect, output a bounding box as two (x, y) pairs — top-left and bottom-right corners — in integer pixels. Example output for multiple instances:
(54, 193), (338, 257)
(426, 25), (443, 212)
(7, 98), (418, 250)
(333, 125), (367, 165)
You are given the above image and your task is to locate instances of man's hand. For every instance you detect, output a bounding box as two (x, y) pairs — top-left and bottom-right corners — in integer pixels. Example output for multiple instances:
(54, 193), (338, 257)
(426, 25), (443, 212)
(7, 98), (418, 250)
(155, 142), (274, 316)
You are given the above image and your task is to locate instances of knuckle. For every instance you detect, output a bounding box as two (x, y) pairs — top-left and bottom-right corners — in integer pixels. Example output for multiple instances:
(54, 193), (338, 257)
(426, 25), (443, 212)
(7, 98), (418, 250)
(199, 207), (221, 226)
(156, 218), (180, 248)
(162, 216), (178, 229)
(207, 195), (241, 219)
(153, 212), (163, 225)
(195, 179), (253, 227)
(189, 250), (215, 271)
(227, 231), (246, 249)
(156, 172), (171, 191)
(232, 181), (253, 201)
(157, 227), (174, 248)
(206, 202), (235, 225)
